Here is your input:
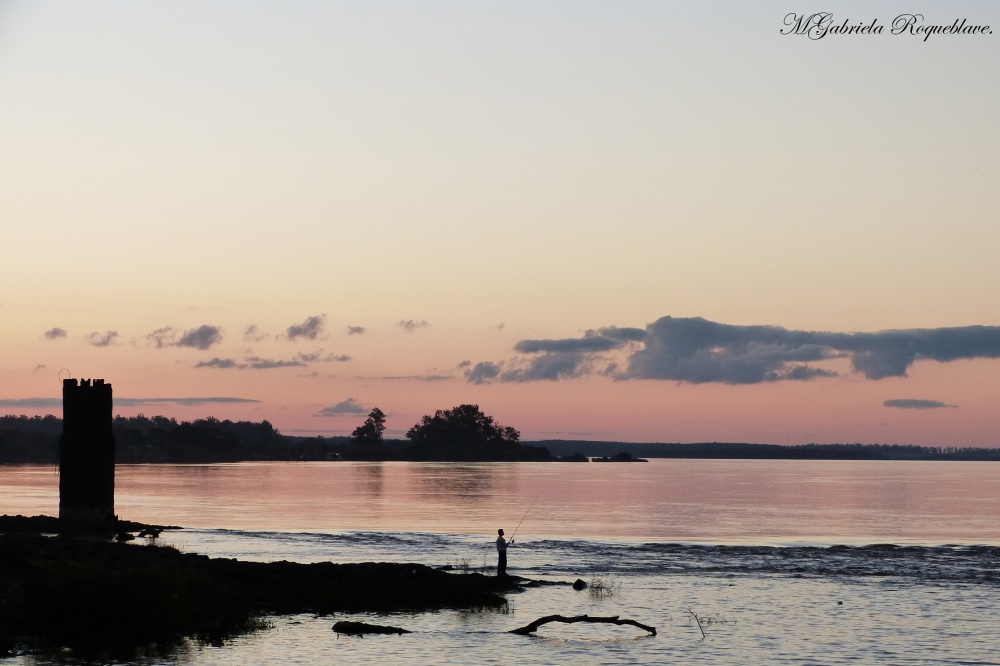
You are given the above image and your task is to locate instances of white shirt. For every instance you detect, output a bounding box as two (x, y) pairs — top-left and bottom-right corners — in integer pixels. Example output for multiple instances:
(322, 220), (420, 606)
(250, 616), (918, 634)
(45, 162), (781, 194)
(496, 535), (508, 552)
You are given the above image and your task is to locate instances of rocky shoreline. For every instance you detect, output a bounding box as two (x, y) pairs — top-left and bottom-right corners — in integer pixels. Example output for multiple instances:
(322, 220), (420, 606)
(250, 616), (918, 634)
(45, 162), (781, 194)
(0, 515), (514, 658)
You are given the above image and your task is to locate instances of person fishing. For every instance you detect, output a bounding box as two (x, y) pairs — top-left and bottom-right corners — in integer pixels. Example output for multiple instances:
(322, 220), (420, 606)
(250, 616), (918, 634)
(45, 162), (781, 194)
(496, 493), (539, 577)
(496, 528), (512, 576)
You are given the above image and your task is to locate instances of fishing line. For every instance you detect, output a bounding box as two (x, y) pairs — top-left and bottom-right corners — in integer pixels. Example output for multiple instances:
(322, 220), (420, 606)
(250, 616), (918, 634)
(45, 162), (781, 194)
(509, 493), (540, 542)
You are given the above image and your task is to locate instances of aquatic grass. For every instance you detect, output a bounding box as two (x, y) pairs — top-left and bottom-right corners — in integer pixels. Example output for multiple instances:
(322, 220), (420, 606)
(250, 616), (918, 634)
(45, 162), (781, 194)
(588, 577), (622, 599)
(686, 607), (734, 639)
(481, 552), (496, 575)
(447, 553), (497, 575)
(448, 556), (478, 573)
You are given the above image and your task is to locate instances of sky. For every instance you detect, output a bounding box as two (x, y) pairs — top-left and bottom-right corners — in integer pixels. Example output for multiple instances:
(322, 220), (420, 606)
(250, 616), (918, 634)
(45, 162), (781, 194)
(1, 1), (999, 445)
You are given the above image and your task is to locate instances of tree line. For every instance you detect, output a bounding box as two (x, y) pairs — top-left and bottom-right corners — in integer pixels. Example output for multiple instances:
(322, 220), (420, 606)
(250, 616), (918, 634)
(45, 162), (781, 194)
(0, 414), (293, 464)
(0, 406), (559, 464)
(5, 411), (998, 464)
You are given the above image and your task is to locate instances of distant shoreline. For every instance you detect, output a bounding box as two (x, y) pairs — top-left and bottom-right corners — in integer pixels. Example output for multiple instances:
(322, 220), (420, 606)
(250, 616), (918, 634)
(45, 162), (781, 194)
(534, 440), (1000, 461)
(3, 414), (999, 463)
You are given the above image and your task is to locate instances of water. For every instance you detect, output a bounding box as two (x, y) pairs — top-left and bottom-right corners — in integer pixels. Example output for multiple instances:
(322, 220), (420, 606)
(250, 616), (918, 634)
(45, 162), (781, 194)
(4, 460), (1000, 664)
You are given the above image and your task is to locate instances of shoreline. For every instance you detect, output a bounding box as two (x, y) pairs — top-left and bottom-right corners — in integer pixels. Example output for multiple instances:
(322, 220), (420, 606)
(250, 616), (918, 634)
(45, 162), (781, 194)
(0, 515), (518, 658)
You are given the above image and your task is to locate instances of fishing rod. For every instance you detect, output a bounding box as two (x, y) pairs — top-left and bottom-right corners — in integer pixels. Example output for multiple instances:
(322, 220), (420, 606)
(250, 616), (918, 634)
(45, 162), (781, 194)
(508, 493), (540, 543)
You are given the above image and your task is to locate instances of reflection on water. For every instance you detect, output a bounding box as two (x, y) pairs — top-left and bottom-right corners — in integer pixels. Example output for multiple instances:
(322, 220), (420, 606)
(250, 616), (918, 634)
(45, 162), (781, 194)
(357, 461), (384, 497)
(412, 462), (517, 501)
(5, 459), (1000, 545)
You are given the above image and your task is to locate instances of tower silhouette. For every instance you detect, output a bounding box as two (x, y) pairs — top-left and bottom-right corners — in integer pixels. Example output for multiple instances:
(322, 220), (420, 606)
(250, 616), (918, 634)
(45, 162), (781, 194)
(59, 378), (115, 522)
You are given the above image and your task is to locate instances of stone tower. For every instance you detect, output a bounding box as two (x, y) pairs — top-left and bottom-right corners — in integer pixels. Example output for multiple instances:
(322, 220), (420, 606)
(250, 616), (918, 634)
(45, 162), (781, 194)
(59, 378), (116, 522)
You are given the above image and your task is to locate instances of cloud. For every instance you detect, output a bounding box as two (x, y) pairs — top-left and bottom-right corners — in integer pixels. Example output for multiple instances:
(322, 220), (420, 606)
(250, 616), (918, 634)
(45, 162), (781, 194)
(287, 315), (326, 341)
(595, 326), (648, 343)
(621, 318), (839, 384)
(246, 356), (306, 369)
(785, 365), (839, 381)
(514, 333), (626, 354)
(244, 324), (267, 342)
(176, 325), (223, 350)
(883, 399), (957, 410)
(296, 351), (352, 363)
(379, 374), (452, 381)
(115, 397), (260, 406)
(346, 326), (366, 335)
(196, 351), (344, 369)
(146, 325), (222, 349)
(317, 398), (367, 416)
(467, 316), (1000, 385)
(0, 398), (62, 408)
(505, 351), (596, 382)
(86, 331), (119, 347)
(195, 358), (244, 369)
(43, 327), (67, 340)
(147, 327), (176, 348)
(468, 326), (640, 383)
(0, 396), (259, 408)
(465, 361), (501, 384)
(397, 319), (429, 333)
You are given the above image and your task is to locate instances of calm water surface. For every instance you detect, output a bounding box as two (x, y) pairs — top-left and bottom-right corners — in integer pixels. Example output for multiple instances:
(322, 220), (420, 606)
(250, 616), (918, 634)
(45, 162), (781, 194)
(9, 459), (1000, 544)
(4, 459), (1000, 664)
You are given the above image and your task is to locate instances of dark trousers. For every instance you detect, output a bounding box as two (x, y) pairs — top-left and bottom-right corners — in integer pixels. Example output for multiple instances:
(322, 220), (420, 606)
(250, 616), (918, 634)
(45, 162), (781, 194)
(497, 551), (507, 576)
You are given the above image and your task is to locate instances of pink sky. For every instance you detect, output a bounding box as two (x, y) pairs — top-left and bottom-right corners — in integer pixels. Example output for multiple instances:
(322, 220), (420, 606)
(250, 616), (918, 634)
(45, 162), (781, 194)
(2, 3), (999, 446)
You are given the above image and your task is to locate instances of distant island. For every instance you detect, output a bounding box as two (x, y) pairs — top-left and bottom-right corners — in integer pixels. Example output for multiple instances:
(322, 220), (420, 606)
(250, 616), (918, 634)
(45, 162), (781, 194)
(4, 409), (1000, 464)
(592, 452), (648, 463)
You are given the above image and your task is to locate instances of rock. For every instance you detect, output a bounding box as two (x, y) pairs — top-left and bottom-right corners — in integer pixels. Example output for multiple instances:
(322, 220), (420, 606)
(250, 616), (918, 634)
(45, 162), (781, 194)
(333, 621), (409, 635)
(573, 579), (587, 590)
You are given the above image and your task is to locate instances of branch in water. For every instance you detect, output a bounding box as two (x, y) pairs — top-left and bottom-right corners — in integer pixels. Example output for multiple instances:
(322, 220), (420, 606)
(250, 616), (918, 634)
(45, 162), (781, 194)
(510, 614), (656, 636)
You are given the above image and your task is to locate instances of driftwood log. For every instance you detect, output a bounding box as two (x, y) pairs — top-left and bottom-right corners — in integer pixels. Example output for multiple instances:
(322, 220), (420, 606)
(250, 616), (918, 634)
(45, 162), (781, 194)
(510, 614), (656, 636)
(332, 621), (410, 636)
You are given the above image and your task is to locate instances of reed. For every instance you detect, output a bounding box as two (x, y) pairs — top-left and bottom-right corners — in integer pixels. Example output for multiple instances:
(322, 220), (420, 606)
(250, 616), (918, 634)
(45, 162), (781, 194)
(588, 577), (622, 598)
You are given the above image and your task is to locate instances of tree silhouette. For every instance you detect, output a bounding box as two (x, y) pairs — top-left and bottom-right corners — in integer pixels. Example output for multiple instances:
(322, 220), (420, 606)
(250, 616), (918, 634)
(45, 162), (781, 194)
(351, 408), (387, 445)
(405, 404), (522, 460)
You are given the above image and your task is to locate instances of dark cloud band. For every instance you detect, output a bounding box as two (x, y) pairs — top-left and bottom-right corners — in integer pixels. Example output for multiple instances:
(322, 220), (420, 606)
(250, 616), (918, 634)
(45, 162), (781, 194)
(883, 399), (957, 410)
(467, 316), (1000, 385)
(0, 396), (258, 408)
